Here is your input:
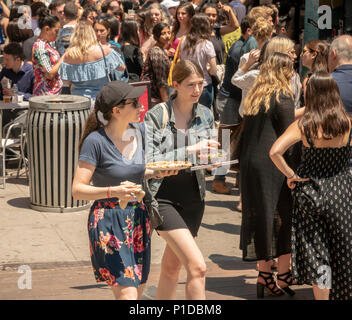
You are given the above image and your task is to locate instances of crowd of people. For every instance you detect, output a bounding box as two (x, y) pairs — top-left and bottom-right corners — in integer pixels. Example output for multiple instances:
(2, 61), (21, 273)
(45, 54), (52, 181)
(1, 0), (352, 301)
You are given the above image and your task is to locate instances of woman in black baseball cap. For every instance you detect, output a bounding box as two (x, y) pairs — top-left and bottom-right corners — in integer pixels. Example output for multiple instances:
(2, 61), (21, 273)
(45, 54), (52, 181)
(72, 81), (176, 299)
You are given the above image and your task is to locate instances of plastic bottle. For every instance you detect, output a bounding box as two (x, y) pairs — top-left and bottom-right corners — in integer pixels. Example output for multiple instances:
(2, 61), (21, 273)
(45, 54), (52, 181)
(12, 84), (18, 103)
(1, 77), (11, 102)
(1, 77), (10, 89)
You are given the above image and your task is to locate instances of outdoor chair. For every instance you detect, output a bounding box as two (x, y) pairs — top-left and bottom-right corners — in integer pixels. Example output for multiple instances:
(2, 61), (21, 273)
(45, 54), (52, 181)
(1, 111), (28, 189)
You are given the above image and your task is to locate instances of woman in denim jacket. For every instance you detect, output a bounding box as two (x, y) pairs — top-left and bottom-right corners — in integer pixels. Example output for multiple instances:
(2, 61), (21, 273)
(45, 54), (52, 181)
(144, 60), (219, 300)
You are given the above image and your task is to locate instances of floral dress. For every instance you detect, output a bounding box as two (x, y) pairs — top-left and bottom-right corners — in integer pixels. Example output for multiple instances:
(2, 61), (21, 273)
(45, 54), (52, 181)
(88, 199), (151, 287)
(32, 38), (63, 95)
(80, 124), (151, 287)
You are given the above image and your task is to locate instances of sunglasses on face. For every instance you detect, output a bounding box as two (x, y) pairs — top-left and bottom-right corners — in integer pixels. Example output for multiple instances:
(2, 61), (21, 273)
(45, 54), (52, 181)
(120, 99), (141, 108)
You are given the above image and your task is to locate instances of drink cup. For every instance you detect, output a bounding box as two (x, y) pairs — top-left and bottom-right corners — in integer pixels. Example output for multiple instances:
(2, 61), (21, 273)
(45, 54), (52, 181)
(3, 96), (11, 103)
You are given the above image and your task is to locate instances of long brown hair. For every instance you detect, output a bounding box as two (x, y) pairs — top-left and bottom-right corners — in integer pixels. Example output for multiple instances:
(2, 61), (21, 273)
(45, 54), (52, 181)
(172, 2), (195, 39)
(305, 40), (329, 73)
(299, 71), (349, 140)
(182, 13), (212, 56)
(243, 52), (294, 116)
(79, 107), (113, 153)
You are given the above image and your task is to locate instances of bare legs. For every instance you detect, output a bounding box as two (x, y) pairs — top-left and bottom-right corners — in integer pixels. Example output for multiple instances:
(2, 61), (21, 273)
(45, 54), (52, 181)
(155, 228), (207, 300)
(156, 244), (182, 299)
(312, 285), (330, 300)
(111, 284), (145, 300)
(276, 253), (292, 287)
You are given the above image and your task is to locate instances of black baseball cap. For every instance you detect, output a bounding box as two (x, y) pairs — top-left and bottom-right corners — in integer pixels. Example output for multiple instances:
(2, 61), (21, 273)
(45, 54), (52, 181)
(95, 81), (146, 110)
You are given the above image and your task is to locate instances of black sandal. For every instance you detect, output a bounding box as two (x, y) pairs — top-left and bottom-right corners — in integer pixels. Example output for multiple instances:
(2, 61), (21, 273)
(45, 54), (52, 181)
(257, 271), (284, 298)
(277, 271), (296, 296)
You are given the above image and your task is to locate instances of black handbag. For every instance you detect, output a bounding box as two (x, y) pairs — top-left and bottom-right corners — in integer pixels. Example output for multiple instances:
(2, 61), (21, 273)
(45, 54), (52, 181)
(137, 123), (164, 229)
(143, 180), (164, 229)
(230, 119), (244, 162)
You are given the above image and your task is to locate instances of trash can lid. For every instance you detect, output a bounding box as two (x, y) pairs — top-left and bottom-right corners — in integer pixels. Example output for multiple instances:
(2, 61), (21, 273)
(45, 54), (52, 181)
(29, 95), (91, 111)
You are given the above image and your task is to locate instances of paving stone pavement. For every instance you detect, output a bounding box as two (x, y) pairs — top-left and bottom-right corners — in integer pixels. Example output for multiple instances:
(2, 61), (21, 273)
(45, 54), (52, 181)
(0, 170), (313, 300)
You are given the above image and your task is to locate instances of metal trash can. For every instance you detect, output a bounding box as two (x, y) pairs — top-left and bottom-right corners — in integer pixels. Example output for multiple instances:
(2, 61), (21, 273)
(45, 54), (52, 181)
(27, 95), (91, 212)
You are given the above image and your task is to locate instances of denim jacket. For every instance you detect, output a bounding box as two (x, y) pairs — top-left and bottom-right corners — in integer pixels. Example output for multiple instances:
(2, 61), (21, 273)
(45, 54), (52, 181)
(144, 94), (214, 200)
(56, 26), (74, 56)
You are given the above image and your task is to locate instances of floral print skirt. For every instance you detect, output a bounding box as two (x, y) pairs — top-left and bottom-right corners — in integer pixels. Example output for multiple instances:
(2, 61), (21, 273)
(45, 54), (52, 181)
(88, 198), (151, 288)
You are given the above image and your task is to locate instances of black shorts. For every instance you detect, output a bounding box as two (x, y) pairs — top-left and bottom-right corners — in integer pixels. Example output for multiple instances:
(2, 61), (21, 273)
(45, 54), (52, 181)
(155, 199), (205, 237)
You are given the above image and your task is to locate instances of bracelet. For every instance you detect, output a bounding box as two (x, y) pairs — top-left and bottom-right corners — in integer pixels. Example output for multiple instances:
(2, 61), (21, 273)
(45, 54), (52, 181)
(287, 173), (296, 179)
(107, 186), (111, 199)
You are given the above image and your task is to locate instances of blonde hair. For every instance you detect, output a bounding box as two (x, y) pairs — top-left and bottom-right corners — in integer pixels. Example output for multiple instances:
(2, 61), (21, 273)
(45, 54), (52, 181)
(263, 36), (295, 63)
(247, 6), (273, 27)
(65, 21), (99, 59)
(144, 3), (169, 36)
(243, 52), (294, 116)
(251, 17), (272, 43)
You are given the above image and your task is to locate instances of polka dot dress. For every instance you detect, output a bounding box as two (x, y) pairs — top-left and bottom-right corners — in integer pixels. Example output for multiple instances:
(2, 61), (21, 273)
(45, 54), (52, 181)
(291, 132), (352, 300)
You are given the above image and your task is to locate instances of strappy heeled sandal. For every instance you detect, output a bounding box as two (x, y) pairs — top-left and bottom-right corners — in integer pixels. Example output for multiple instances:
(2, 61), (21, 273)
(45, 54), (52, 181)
(257, 271), (284, 298)
(277, 271), (296, 296)
(255, 260), (278, 272)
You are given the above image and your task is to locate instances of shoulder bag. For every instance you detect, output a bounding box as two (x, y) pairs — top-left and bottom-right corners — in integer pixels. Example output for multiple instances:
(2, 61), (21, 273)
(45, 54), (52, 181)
(167, 37), (183, 87)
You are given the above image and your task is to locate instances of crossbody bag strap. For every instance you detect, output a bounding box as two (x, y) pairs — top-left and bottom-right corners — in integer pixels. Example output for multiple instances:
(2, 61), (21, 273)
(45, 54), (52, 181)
(174, 36), (183, 61)
(99, 45), (111, 82)
(161, 102), (169, 130)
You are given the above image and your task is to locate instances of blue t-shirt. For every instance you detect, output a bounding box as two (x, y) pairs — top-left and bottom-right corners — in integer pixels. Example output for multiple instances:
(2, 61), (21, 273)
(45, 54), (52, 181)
(239, 35), (258, 57)
(0, 62), (34, 100)
(79, 124), (146, 188)
(332, 64), (352, 115)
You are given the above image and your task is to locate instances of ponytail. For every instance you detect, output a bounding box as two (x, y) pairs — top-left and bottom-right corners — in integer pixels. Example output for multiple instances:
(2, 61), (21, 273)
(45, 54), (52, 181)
(79, 111), (103, 153)
(79, 104), (112, 153)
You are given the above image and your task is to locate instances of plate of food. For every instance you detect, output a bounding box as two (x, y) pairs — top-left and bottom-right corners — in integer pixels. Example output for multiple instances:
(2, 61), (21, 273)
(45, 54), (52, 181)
(199, 150), (228, 163)
(146, 161), (192, 171)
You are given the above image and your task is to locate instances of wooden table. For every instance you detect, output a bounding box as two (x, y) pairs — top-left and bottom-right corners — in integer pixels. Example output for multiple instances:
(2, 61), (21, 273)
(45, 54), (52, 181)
(0, 101), (29, 140)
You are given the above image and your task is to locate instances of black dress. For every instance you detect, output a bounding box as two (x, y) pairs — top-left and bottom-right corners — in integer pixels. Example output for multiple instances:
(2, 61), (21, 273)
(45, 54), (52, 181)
(291, 129), (352, 300)
(240, 92), (297, 261)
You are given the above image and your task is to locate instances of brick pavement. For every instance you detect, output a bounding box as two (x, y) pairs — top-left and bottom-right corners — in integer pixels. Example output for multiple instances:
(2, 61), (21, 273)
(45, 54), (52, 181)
(0, 170), (313, 300)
